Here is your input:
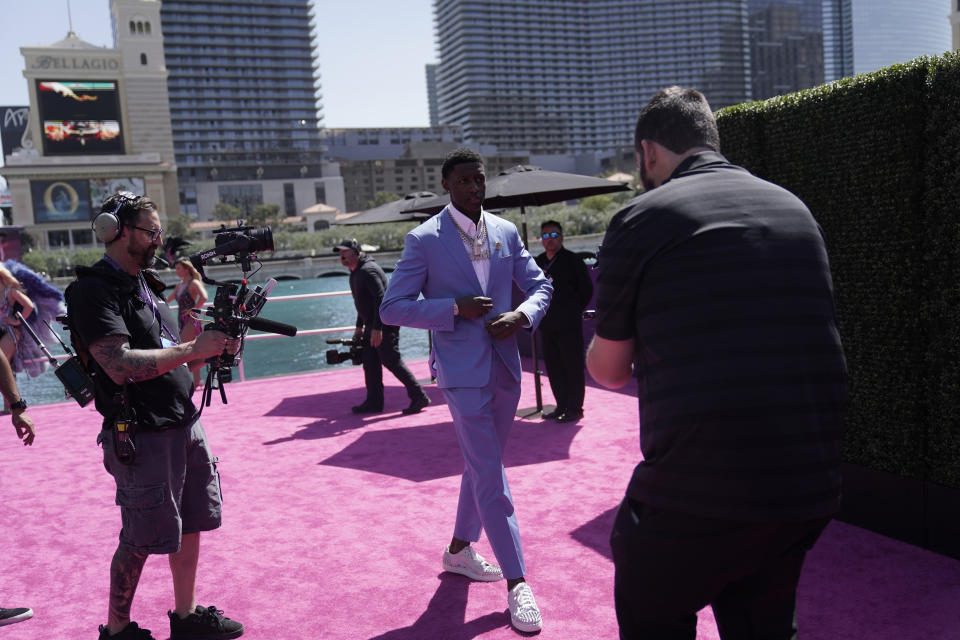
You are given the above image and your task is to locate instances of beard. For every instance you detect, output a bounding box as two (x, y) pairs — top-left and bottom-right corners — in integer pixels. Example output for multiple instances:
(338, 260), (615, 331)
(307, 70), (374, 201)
(639, 158), (656, 192)
(128, 244), (157, 270)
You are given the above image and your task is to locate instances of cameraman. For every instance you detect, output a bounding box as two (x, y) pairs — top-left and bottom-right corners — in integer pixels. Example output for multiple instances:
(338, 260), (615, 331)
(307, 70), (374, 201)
(0, 348), (36, 628)
(335, 238), (430, 415)
(65, 192), (243, 640)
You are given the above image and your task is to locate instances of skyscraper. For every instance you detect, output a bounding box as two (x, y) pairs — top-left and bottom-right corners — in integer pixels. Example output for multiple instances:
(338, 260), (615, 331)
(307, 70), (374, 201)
(159, 0), (343, 218)
(822, 0), (854, 82)
(848, 0), (952, 75)
(433, 0), (751, 155)
(747, 0), (825, 100)
(953, 0), (960, 51)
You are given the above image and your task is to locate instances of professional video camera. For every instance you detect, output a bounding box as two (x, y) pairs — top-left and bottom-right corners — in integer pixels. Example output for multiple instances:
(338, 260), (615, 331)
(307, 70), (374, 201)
(188, 221), (297, 406)
(325, 338), (363, 366)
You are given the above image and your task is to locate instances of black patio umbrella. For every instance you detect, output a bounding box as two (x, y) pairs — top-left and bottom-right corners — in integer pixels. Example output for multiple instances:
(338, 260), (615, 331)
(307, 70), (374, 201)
(402, 166), (630, 416)
(338, 191), (438, 226)
(401, 164), (631, 246)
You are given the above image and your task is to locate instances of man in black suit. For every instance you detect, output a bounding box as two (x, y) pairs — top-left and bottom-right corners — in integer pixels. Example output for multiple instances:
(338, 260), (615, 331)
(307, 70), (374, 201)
(336, 238), (430, 415)
(534, 220), (593, 423)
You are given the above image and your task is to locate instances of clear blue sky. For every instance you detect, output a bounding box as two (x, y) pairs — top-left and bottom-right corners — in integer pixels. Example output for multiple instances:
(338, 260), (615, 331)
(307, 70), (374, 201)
(0, 0), (436, 128)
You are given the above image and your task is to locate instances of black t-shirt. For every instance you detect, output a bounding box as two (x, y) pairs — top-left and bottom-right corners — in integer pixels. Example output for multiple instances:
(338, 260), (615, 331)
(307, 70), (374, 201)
(596, 152), (847, 522)
(66, 260), (197, 431)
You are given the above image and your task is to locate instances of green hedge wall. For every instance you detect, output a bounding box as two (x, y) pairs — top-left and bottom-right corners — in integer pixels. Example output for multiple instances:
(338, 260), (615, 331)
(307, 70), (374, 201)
(717, 53), (960, 487)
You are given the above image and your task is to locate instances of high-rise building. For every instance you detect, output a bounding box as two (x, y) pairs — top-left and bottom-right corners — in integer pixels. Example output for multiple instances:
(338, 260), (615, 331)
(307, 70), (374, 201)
(433, 0), (751, 155)
(159, 0), (344, 219)
(425, 64), (440, 127)
(849, 0), (951, 75)
(747, 0), (825, 100)
(822, 0), (854, 82)
(953, 0), (960, 50)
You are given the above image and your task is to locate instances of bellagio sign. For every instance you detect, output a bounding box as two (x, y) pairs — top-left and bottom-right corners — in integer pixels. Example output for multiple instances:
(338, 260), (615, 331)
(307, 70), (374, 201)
(30, 56), (121, 71)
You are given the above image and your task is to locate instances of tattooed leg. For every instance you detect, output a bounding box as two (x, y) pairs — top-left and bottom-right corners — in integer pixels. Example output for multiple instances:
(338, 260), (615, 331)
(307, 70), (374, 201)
(107, 545), (148, 633)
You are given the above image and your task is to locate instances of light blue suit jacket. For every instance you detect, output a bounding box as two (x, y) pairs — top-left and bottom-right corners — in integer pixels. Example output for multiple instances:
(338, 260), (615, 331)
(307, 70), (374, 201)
(380, 208), (553, 389)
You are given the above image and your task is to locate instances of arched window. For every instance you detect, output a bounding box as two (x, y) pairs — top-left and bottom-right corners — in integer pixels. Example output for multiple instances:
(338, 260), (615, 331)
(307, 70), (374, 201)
(145, 22), (151, 34)
(129, 20), (136, 34)
(140, 53), (148, 65)
(136, 21), (143, 33)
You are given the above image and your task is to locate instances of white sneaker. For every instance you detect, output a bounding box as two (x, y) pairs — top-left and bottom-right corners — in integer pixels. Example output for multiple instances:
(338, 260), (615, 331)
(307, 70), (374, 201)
(441, 545), (504, 582)
(508, 582), (542, 633)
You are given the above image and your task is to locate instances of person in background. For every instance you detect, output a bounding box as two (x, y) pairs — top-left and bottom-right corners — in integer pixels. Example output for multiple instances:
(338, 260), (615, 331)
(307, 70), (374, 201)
(335, 238), (431, 415)
(534, 220), (593, 423)
(0, 340), (36, 627)
(0, 260), (66, 412)
(380, 147), (552, 633)
(166, 258), (209, 388)
(587, 87), (847, 640)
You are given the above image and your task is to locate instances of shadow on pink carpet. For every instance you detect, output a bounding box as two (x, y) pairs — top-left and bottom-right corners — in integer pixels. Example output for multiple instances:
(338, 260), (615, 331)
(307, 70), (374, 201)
(0, 361), (958, 639)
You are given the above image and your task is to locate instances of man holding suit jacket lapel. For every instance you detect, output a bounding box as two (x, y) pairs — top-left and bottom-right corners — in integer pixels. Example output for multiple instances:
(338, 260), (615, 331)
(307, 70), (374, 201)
(380, 148), (552, 633)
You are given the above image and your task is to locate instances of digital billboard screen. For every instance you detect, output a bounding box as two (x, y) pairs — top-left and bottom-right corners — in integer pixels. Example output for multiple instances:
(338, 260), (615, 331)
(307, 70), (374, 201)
(31, 180), (92, 223)
(89, 177), (144, 214)
(36, 80), (123, 155)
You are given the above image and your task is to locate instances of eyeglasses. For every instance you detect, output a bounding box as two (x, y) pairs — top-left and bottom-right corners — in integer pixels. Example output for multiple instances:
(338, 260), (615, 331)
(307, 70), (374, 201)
(541, 231), (561, 239)
(131, 225), (163, 242)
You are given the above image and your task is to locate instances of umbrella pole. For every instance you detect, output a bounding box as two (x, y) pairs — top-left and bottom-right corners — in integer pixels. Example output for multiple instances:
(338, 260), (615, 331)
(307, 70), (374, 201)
(517, 204), (548, 418)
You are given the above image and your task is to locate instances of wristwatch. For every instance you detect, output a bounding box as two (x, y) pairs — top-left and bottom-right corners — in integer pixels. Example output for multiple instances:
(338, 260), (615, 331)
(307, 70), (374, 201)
(10, 398), (27, 412)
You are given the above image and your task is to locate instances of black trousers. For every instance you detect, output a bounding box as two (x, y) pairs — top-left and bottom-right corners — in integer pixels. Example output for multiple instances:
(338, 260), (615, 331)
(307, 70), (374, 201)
(361, 326), (424, 408)
(610, 497), (830, 640)
(540, 325), (585, 412)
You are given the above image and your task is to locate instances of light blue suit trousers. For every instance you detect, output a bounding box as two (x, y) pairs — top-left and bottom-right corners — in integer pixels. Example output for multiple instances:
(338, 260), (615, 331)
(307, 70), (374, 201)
(444, 352), (525, 579)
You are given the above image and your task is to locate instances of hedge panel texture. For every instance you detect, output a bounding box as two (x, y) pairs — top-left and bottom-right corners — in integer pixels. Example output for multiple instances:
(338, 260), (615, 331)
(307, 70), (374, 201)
(716, 55), (958, 485)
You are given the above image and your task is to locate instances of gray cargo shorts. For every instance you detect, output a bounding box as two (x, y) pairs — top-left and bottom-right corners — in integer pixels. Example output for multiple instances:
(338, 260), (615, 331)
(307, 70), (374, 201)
(99, 419), (223, 554)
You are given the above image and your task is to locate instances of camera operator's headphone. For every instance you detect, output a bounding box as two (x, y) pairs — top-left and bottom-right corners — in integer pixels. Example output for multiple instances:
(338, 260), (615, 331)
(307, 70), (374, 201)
(92, 191), (141, 244)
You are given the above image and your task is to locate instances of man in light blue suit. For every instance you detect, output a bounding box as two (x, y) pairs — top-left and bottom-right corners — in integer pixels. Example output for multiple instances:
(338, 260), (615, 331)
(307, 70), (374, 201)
(380, 148), (552, 633)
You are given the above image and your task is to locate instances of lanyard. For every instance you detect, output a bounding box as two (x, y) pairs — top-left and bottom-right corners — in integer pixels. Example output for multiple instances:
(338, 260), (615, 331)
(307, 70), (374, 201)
(101, 255), (178, 344)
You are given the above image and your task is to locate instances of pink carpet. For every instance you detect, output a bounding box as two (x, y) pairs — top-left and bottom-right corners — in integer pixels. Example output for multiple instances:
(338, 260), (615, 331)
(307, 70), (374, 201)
(1, 361), (958, 639)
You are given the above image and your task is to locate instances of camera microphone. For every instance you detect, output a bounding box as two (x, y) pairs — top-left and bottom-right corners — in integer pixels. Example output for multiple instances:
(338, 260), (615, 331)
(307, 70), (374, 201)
(247, 316), (297, 337)
(197, 308), (297, 337)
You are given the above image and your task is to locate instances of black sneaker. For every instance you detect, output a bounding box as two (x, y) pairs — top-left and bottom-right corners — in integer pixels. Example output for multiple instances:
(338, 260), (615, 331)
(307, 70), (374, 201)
(402, 394), (431, 415)
(351, 402), (382, 414)
(169, 605), (244, 639)
(0, 607), (33, 627)
(97, 621), (156, 639)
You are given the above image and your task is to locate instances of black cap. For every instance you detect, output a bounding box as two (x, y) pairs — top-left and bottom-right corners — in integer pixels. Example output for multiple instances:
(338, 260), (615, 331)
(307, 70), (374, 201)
(333, 238), (361, 254)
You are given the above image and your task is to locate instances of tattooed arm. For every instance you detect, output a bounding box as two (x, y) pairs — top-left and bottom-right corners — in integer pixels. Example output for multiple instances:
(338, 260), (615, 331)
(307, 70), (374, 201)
(88, 330), (232, 385)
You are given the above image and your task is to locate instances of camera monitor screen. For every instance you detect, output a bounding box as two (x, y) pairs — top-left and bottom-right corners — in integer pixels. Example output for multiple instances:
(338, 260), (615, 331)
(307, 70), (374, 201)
(36, 80), (124, 155)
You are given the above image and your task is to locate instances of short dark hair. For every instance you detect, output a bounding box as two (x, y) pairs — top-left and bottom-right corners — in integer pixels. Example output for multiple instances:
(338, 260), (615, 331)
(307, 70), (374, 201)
(100, 192), (157, 229)
(634, 86), (720, 154)
(540, 220), (563, 235)
(442, 147), (485, 179)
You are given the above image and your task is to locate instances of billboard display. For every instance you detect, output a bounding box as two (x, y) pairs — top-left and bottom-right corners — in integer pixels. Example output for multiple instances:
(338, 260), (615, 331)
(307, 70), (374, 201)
(31, 180), (92, 223)
(36, 80), (123, 155)
(89, 177), (145, 214)
(0, 106), (31, 157)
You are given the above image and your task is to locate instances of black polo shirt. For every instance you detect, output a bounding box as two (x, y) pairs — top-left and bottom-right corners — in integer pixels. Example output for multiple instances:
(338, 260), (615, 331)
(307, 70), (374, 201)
(596, 151), (848, 522)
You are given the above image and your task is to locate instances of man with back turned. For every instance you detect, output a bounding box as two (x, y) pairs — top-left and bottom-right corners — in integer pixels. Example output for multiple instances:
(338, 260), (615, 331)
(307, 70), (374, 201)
(587, 87), (848, 639)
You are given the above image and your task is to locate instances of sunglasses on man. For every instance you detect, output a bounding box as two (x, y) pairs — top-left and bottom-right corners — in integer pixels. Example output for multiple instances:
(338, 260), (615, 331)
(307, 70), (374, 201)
(541, 231), (561, 239)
